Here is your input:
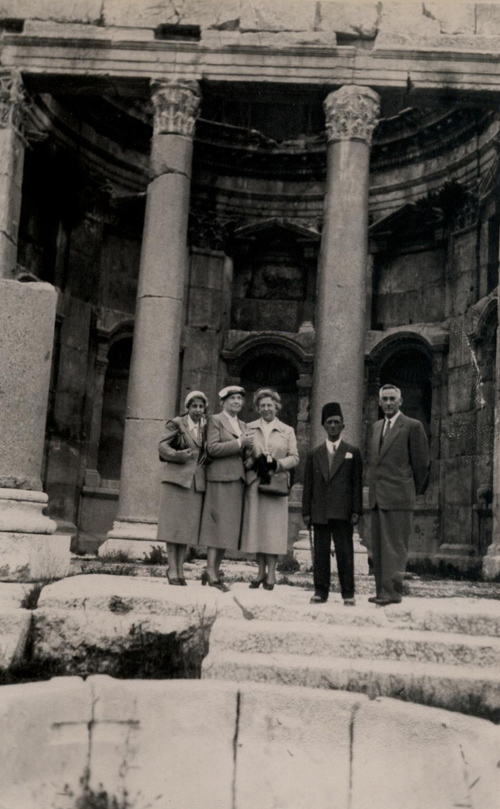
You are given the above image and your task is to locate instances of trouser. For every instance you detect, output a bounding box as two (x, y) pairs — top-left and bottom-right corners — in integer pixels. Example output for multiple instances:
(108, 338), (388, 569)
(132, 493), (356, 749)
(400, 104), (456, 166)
(313, 520), (354, 600)
(371, 507), (413, 601)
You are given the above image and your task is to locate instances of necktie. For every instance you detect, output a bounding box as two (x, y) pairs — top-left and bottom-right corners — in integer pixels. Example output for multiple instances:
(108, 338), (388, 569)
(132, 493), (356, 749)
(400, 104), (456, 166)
(328, 445), (335, 475)
(381, 419), (391, 446)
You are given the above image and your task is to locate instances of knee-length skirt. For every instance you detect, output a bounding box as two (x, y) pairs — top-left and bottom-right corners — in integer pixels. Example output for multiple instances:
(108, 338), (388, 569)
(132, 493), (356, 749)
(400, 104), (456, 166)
(156, 480), (204, 546)
(199, 480), (244, 551)
(240, 478), (289, 556)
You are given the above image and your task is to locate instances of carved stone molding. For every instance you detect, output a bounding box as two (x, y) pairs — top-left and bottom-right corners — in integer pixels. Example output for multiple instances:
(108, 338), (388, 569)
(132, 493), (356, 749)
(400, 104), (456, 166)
(324, 85), (380, 146)
(151, 80), (201, 138)
(0, 70), (24, 133)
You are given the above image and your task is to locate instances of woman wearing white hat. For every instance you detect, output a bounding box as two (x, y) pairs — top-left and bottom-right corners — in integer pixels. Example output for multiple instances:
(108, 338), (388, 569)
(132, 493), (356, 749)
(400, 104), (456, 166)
(199, 385), (254, 591)
(157, 390), (208, 585)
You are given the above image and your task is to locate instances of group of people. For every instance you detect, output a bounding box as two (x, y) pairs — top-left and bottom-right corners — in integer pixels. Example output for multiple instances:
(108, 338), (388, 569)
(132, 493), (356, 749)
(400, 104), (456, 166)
(157, 382), (430, 606)
(158, 385), (299, 592)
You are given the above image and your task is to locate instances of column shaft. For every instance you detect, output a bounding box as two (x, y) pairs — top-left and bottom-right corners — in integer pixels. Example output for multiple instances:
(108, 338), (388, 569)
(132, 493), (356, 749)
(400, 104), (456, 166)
(483, 313), (500, 579)
(311, 86), (380, 447)
(0, 71), (25, 278)
(104, 81), (200, 551)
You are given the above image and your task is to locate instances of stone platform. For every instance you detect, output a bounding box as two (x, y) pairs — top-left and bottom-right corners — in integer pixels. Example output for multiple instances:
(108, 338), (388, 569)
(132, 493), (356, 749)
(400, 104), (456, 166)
(8, 574), (497, 721)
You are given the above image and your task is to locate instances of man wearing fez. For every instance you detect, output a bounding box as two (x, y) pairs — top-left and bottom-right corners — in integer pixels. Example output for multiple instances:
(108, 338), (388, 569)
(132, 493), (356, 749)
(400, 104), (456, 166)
(302, 402), (363, 605)
(369, 384), (430, 605)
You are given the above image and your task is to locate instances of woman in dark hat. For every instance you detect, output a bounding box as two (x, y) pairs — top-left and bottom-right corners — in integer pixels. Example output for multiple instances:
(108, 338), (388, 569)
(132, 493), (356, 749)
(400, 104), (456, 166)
(240, 388), (299, 590)
(198, 385), (254, 591)
(157, 390), (208, 585)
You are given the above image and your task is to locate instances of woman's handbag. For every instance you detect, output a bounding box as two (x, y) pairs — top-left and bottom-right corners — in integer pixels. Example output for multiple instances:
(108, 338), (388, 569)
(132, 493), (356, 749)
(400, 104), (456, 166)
(258, 470), (291, 497)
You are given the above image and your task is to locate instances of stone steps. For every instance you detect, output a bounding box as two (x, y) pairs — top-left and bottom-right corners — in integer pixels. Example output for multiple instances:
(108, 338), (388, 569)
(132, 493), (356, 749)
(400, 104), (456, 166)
(202, 649), (500, 720)
(208, 616), (500, 667)
(0, 609), (32, 671)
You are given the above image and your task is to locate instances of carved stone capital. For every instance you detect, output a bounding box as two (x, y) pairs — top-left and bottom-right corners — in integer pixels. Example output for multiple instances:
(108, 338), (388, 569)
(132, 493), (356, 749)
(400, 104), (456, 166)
(0, 70), (25, 133)
(151, 80), (201, 138)
(324, 85), (380, 146)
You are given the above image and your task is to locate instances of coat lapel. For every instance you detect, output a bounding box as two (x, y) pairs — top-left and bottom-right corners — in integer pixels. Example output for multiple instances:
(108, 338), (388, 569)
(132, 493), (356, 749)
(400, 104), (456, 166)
(220, 411), (241, 439)
(329, 441), (347, 479)
(373, 420), (384, 460)
(316, 443), (330, 483)
(378, 415), (403, 460)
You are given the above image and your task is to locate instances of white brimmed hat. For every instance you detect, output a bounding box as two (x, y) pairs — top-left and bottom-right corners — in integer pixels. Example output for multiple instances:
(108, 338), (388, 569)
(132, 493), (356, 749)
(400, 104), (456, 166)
(184, 390), (208, 409)
(218, 385), (245, 401)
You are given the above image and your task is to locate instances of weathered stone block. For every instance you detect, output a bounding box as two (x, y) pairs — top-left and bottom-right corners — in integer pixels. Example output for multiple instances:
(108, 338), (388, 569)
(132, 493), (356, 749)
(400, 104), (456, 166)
(377, 1), (441, 36)
(239, 30), (337, 46)
(190, 249), (224, 290)
(0, 608), (31, 670)
(87, 677), (237, 809)
(351, 698), (500, 809)
(236, 685), (362, 809)
(0, 533), (71, 582)
(103, 0), (240, 30)
(0, 0), (102, 23)
(240, 0), (316, 32)
(0, 677), (92, 809)
(447, 365), (474, 413)
(317, 1), (379, 38)
(476, 3), (500, 36)
(188, 287), (222, 328)
(424, 1), (475, 35)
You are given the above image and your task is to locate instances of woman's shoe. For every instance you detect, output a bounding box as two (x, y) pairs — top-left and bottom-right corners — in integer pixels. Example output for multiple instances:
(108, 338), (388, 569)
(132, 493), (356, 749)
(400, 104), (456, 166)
(209, 579), (230, 592)
(249, 575), (266, 589)
(167, 572), (181, 586)
(178, 577), (187, 586)
(200, 570), (209, 586)
(262, 577), (275, 591)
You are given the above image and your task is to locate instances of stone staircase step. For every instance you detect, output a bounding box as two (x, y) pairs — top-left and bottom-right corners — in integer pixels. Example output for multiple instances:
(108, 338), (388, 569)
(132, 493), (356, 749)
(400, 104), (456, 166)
(209, 617), (500, 667)
(202, 650), (500, 721)
(0, 609), (32, 671)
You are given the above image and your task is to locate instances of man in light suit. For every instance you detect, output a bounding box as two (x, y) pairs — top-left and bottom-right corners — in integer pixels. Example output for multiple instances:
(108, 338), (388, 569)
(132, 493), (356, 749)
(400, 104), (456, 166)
(369, 384), (430, 605)
(302, 402), (363, 605)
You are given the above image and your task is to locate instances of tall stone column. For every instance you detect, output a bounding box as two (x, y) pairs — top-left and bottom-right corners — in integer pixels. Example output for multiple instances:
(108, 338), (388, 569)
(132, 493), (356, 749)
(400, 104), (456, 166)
(311, 86), (380, 446)
(102, 80), (201, 555)
(0, 70), (25, 278)
(483, 314), (500, 579)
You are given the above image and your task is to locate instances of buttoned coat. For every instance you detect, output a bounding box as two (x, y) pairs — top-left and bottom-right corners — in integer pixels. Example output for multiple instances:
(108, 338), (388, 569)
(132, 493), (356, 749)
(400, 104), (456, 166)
(158, 415), (206, 491)
(245, 419), (299, 484)
(302, 440), (363, 525)
(205, 411), (247, 482)
(240, 418), (299, 555)
(369, 413), (429, 510)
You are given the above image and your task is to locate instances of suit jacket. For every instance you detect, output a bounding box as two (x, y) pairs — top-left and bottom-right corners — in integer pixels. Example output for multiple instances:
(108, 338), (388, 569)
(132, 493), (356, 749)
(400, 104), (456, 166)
(369, 412), (430, 510)
(302, 439), (363, 524)
(244, 419), (299, 485)
(158, 415), (207, 491)
(206, 411), (247, 483)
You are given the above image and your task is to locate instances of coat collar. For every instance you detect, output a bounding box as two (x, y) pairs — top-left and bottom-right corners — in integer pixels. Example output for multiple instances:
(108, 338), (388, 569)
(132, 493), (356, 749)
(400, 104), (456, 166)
(179, 414), (204, 446)
(247, 418), (286, 433)
(220, 410), (245, 438)
(377, 414), (404, 460)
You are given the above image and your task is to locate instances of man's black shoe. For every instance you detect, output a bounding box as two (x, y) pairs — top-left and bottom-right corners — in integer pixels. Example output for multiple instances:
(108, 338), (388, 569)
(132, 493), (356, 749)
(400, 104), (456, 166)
(310, 594), (328, 604)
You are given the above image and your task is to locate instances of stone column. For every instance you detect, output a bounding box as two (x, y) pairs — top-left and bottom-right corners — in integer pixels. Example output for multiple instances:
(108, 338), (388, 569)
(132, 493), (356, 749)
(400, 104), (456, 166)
(84, 338), (109, 488)
(483, 314), (500, 579)
(0, 70), (25, 278)
(311, 86), (380, 447)
(102, 80), (201, 556)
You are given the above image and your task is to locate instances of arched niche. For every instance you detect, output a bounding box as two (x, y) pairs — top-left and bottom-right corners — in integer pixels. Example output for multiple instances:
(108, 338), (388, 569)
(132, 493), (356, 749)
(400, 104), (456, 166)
(379, 349), (432, 439)
(97, 336), (133, 481)
(239, 353), (300, 428)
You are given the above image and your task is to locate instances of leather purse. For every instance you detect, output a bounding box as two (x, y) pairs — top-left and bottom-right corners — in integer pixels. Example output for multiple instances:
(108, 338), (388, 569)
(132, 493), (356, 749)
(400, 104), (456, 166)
(258, 470), (291, 497)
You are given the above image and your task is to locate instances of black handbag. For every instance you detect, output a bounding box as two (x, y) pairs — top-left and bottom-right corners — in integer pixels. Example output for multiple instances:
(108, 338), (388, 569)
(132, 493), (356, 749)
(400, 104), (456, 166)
(258, 470), (291, 497)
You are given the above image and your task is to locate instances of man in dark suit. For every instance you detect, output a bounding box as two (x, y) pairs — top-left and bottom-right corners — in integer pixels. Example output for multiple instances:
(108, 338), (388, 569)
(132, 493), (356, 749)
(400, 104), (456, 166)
(302, 402), (363, 605)
(369, 384), (430, 605)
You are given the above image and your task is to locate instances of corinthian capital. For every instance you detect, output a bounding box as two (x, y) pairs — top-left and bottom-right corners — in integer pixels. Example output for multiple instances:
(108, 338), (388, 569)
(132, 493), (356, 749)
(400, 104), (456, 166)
(0, 70), (25, 132)
(151, 80), (201, 138)
(324, 85), (380, 146)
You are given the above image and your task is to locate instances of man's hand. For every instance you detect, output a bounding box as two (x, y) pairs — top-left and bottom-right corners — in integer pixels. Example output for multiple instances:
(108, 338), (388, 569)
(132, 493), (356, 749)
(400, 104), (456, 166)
(351, 513), (360, 526)
(240, 432), (254, 448)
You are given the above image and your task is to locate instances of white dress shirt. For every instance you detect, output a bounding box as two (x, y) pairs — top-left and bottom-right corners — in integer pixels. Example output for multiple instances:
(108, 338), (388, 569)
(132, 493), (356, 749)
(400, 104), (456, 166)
(259, 417), (277, 451)
(383, 409), (401, 436)
(326, 437), (342, 455)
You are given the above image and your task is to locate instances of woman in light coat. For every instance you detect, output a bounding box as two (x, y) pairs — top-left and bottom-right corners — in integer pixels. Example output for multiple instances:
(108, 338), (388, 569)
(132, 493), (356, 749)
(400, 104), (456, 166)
(241, 388), (299, 590)
(157, 390), (208, 585)
(199, 385), (254, 591)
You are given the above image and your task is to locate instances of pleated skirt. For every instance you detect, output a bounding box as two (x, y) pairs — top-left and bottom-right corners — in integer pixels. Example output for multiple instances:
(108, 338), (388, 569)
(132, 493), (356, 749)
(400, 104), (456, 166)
(198, 480), (244, 550)
(156, 480), (204, 546)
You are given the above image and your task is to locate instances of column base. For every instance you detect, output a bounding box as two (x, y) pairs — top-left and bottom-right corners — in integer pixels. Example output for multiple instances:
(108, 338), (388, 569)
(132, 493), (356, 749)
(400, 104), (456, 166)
(100, 520), (164, 560)
(482, 553), (500, 581)
(434, 544), (477, 573)
(0, 532), (71, 582)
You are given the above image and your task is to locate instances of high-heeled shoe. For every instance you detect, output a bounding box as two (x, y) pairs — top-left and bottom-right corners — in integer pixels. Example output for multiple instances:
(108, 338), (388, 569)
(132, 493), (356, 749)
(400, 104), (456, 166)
(249, 575), (266, 589)
(167, 572), (182, 586)
(201, 569), (229, 592)
(178, 577), (187, 586)
(263, 577), (275, 591)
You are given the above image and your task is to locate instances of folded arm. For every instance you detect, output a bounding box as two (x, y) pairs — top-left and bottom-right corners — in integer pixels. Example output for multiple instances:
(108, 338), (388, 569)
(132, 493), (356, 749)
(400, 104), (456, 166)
(158, 420), (192, 464)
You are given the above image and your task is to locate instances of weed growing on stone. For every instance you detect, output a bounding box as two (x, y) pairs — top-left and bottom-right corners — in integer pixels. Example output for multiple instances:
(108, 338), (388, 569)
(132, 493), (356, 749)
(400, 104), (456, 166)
(98, 550), (134, 564)
(142, 545), (168, 565)
(277, 554), (300, 574)
(20, 578), (55, 609)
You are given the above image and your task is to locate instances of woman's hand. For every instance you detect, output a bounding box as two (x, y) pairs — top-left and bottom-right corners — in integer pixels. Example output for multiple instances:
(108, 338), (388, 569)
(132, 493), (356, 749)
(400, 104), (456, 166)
(177, 449), (195, 464)
(240, 432), (255, 449)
